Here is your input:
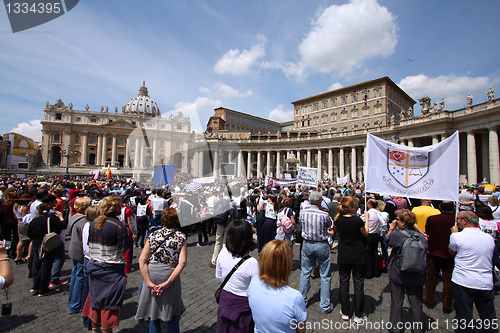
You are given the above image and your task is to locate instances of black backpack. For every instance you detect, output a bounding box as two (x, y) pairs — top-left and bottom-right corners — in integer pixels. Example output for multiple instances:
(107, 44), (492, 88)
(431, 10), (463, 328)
(397, 230), (427, 274)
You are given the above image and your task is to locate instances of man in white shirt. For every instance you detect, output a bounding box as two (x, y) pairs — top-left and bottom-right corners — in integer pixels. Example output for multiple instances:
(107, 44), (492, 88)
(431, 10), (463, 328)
(450, 211), (496, 331)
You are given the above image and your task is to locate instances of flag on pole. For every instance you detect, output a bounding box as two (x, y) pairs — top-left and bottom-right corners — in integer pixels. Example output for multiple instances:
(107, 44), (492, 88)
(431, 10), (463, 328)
(365, 131), (459, 201)
(106, 166), (111, 180)
(93, 167), (101, 180)
(323, 171), (329, 180)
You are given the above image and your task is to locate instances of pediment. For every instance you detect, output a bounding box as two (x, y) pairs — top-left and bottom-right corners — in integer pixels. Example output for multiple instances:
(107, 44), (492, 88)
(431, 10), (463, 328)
(103, 119), (137, 129)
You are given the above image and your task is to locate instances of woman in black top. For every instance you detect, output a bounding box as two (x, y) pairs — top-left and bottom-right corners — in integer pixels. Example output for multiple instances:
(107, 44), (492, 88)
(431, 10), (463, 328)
(28, 203), (66, 296)
(333, 196), (369, 322)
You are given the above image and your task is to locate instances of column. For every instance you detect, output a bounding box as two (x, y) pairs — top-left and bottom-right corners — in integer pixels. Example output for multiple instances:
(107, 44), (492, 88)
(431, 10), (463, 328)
(257, 151), (262, 178)
(482, 133), (489, 182)
(247, 151), (253, 179)
(139, 138), (145, 168)
(489, 128), (500, 185)
(101, 134), (107, 166)
(182, 141), (188, 173)
(432, 135), (439, 145)
(328, 149), (333, 181)
(96, 134), (102, 166)
(134, 136), (140, 168)
(351, 147), (357, 182)
(276, 150), (281, 178)
(152, 138), (158, 166)
(408, 139), (414, 147)
(81, 132), (88, 165)
(317, 149), (322, 177)
(199, 150), (204, 177)
(297, 151), (301, 165)
(467, 132), (477, 184)
(125, 137), (130, 168)
(111, 134), (117, 167)
(213, 148), (219, 178)
(238, 150), (244, 178)
(306, 150), (311, 168)
(339, 148), (345, 178)
(266, 151), (271, 177)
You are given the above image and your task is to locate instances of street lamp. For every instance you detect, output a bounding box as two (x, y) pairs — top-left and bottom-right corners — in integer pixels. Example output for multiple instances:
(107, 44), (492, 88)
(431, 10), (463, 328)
(62, 144), (79, 179)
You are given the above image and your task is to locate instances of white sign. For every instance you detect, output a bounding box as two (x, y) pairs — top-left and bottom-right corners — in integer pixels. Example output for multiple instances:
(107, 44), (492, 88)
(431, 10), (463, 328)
(337, 174), (349, 185)
(365, 132), (460, 201)
(192, 176), (215, 184)
(297, 166), (318, 187)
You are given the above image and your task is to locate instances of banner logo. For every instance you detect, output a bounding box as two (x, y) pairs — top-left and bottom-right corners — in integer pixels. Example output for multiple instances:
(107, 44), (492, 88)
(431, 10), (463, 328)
(4, 0), (79, 33)
(387, 148), (430, 189)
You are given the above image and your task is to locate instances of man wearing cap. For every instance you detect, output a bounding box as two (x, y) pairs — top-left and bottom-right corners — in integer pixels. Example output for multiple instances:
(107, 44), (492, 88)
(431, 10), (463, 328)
(298, 190), (333, 314)
(450, 211), (497, 331)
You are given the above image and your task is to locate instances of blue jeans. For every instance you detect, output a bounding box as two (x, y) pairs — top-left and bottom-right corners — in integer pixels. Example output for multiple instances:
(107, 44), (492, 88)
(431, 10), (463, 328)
(33, 248), (56, 294)
(50, 243), (65, 283)
(68, 259), (89, 314)
(82, 258), (92, 329)
(149, 316), (180, 333)
(299, 240), (332, 312)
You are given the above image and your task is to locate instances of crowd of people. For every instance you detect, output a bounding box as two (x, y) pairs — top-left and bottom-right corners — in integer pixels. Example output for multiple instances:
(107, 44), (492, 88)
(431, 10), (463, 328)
(0, 173), (499, 332)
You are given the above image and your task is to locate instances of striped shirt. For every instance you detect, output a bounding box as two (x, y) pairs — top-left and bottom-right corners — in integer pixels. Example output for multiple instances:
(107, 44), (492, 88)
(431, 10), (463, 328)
(88, 216), (130, 265)
(299, 205), (332, 242)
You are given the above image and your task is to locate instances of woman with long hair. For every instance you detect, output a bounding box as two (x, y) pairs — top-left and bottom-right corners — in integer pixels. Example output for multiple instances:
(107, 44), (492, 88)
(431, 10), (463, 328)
(135, 208), (187, 333)
(247, 240), (306, 333)
(82, 195), (130, 333)
(216, 219), (258, 333)
(333, 196), (369, 322)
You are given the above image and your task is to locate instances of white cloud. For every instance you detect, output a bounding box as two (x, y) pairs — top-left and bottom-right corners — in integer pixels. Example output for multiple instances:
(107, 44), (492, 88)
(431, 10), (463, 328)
(328, 82), (343, 91)
(296, 0), (398, 77)
(10, 120), (42, 142)
(268, 105), (294, 123)
(213, 82), (253, 98)
(398, 74), (492, 109)
(214, 38), (267, 76)
(173, 97), (222, 132)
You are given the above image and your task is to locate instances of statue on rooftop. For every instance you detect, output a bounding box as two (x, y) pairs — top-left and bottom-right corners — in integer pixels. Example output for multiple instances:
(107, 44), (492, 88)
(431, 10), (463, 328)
(487, 87), (495, 101)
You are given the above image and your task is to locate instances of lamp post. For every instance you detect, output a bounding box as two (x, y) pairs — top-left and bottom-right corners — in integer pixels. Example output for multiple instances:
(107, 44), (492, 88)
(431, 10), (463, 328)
(62, 144), (78, 179)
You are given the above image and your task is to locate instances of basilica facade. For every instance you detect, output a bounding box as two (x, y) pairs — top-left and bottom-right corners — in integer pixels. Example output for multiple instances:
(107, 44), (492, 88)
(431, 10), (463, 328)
(40, 82), (193, 174)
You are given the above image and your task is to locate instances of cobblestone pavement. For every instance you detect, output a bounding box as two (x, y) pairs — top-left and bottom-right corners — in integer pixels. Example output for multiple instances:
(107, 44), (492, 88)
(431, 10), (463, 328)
(1, 232), (498, 332)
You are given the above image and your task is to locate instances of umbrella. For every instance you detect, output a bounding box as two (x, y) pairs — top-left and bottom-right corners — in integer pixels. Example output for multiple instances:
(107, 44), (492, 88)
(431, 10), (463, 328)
(475, 183), (497, 191)
(185, 182), (202, 192)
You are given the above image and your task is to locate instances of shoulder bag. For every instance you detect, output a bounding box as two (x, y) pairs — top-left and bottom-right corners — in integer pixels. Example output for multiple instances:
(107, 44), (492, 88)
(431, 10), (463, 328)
(40, 216), (62, 258)
(215, 254), (250, 304)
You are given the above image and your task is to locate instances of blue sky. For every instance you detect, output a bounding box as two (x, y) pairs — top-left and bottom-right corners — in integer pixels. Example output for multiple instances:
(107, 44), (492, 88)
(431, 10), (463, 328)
(1, 0), (499, 142)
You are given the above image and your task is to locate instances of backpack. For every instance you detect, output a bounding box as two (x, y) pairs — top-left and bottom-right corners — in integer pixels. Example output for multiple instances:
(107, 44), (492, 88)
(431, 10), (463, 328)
(397, 230), (427, 274)
(280, 208), (294, 233)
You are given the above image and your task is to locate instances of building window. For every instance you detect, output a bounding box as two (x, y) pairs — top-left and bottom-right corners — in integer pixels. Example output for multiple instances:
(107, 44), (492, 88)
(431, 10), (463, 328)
(176, 142), (182, 149)
(322, 114), (328, 124)
(352, 108), (358, 118)
(322, 101), (327, 109)
(351, 93), (358, 103)
(76, 117), (81, 122)
(90, 136), (96, 144)
(54, 133), (60, 142)
(374, 88), (382, 97)
(363, 106), (369, 116)
(331, 112), (337, 121)
(119, 137), (125, 146)
(331, 98), (337, 107)
(108, 138), (112, 145)
(313, 104), (318, 111)
(55, 113), (62, 120)
(75, 135), (80, 144)
(90, 118), (97, 123)
(341, 96), (347, 105)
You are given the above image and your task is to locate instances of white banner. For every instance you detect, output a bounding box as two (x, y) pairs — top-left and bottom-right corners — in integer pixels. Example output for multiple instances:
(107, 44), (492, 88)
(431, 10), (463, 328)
(192, 176), (215, 184)
(297, 166), (318, 187)
(365, 131), (460, 201)
(337, 174), (349, 185)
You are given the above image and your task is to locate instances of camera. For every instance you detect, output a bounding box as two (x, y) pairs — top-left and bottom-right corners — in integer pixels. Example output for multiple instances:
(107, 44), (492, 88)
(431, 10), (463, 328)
(2, 303), (12, 316)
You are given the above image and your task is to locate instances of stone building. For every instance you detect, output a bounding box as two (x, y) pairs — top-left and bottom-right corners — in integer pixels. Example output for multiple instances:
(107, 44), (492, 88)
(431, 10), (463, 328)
(40, 82), (193, 174)
(195, 76), (500, 185)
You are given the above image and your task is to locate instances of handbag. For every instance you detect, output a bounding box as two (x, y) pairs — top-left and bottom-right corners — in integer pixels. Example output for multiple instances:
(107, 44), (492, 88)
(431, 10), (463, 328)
(40, 216), (62, 258)
(215, 254), (250, 304)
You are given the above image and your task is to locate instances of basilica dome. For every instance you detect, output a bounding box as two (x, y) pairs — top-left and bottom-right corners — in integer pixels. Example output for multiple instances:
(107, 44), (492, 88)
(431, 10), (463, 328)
(123, 81), (160, 117)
